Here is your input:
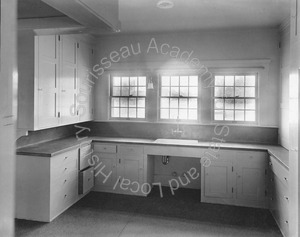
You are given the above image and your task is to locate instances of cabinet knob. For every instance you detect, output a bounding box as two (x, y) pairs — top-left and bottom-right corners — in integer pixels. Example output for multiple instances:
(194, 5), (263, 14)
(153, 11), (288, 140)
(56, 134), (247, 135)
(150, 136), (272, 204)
(269, 162), (272, 166)
(64, 179), (67, 183)
(284, 196), (289, 201)
(64, 156), (68, 160)
(64, 194), (67, 198)
(64, 168), (67, 171)
(284, 177), (288, 181)
(285, 220), (289, 224)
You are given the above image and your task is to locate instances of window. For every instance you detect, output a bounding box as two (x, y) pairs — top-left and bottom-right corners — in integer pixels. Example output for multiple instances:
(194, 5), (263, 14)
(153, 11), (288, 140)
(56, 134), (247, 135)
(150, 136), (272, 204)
(110, 75), (146, 119)
(159, 75), (198, 120)
(213, 74), (257, 122)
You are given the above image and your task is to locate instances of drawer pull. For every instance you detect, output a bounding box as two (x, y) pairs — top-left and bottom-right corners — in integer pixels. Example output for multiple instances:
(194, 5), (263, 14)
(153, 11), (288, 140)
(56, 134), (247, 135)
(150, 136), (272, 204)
(284, 177), (288, 181)
(64, 179), (67, 183)
(285, 220), (289, 224)
(64, 168), (67, 171)
(284, 196), (289, 201)
(64, 156), (68, 160)
(64, 194), (67, 198)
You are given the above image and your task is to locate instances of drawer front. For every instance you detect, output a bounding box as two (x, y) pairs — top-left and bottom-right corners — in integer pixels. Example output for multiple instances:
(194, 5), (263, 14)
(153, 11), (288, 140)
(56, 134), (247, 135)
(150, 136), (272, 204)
(50, 179), (78, 218)
(79, 167), (94, 194)
(51, 169), (78, 194)
(237, 151), (266, 164)
(80, 144), (92, 170)
(269, 155), (289, 188)
(118, 145), (143, 156)
(51, 149), (79, 170)
(93, 143), (117, 153)
(51, 158), (78, 181)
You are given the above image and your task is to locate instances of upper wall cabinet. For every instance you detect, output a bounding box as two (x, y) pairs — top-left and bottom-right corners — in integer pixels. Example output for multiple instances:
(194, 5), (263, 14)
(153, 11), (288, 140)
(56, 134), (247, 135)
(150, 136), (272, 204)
(18, 31), (95, 131)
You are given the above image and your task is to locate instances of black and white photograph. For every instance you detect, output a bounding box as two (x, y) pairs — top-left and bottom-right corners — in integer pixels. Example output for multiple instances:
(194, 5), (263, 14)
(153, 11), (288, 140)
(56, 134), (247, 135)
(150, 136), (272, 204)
(0, 0), (299, 236)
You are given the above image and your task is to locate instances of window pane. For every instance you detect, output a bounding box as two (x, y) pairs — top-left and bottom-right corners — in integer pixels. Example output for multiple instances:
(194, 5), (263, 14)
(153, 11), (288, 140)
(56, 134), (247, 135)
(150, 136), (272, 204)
(214, 110), (224, 120)
(171, 76), (179, 86)
(113, 77), (121, 86)
(161, 76), (170, 86)
(214, 87), (224, 97)
(171, 87), (179, 96)
(170, 109), (179, 119)
(224, 87), (234, 97)
(215, 76), (224, 86)
(245, 111), (255, 121)
(179, 98), (188, 108)
(137, 98), (145, 107)
(245, 75), (256, 86)
(138, 87), (146, 96)
(130, 87), (138, 96)
(225, 99), (234, 109)
(120, 108), (128, 117)
(245, 87), (255, 97)
(180, 76), (189, 86)
(214, 99), (224, 109)
(189, 76), (198, 86)
(235, 87), (244, 97)
(121, 77), (129, 86)
(246, 99), (255, 110)
(225, 76), (234, 86)
(161, 87), (170, 96)
(225, 110), (234, 120)
(235, 76), (244, 86)
(189, 99), (197, 108)
(120, 98), (128, 107)
(180, 87), (188, 97)
(112, 87), (120, 96)
(170, 98), (178, 108)
(189, 109), (197, 120)
(161, 98), (169, 108)
(130, 77), (137, 86)
(235, 99), (244, 109)
(111, 108), (119, 117)
(235, 111), (244, 121)
(121, 87), (130, 96)
(137, 108), (145, 118)
(129, 98), (136, 107)
(138, 77), (146, 86)
(189, 87), (198, 97)
(160, 109), (169, 119)
(179, 109), (188, 119)
(111, 98), (119, 107)
(129, 108), (137, 118)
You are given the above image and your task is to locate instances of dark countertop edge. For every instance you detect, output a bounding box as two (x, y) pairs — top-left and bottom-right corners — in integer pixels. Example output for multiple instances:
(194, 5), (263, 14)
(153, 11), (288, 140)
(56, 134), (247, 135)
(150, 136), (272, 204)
(16, 137), (289, 169)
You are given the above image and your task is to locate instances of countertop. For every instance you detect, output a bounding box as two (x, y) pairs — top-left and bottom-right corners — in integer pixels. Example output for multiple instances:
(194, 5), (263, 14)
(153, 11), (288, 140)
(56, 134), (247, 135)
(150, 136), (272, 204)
(17, 136), (289, 169)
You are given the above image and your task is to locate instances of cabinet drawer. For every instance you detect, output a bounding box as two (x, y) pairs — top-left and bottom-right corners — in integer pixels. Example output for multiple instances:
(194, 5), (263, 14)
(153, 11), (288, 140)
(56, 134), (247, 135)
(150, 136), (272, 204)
(118, 145), (143, 156)
(79, 167), (94, 194)
(237, 151), (266, 164)
(94, 143), (117, 153)
(51, 170), (78, 194)
(51, 149), (79, 169)
(79, 144), (92, 170)
(51, 158), (78, 181)
(269, 155), (289, 188)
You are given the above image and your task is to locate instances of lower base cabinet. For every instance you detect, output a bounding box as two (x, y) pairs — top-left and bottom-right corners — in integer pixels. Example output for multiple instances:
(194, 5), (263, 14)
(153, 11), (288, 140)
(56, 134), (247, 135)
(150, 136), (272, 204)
(201, 150), (268, 209)
(269, 155), (289, 237)
(93, 143), (146, 196)
(16, 149), (80, 222)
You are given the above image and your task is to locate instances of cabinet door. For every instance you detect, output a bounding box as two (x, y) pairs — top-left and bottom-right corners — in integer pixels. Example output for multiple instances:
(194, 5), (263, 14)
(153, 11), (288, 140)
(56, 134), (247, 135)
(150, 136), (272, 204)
(78, 65), (93, 121)
(78, 40), (93, 68)
(203, 160), (234, 199)
(36, 35), (59, 129)
(59, 35), (78, 125)
(93, 153), (118, 192)
(236, 151), (267, 205)
(117, 145), (144, 194)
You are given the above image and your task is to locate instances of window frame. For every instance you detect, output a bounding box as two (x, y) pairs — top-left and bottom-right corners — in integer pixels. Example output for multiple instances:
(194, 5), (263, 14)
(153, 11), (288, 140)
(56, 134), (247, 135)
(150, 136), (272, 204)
(212, 71), (259, 125)
(109, 73), (148, 121)
(158, 73), (200, 123)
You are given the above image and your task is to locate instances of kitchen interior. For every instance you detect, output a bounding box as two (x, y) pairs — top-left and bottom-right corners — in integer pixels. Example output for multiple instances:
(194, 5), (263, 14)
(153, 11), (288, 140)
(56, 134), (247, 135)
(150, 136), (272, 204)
(0, 0), (300, 236)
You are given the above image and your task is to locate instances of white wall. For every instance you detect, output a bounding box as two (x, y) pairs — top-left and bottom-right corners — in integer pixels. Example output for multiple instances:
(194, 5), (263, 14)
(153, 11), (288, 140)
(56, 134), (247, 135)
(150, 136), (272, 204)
(94, 28), (280, 127)
(279, 22), (290, 149)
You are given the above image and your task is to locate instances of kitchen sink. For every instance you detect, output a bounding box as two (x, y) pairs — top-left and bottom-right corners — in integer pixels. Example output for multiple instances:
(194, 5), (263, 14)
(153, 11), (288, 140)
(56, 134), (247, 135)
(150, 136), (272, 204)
(154, 139), (198, 144)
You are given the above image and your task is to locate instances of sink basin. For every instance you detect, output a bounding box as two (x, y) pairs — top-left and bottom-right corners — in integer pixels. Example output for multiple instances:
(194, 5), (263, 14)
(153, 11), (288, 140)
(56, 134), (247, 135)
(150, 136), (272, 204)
(154, 139), (198, 144)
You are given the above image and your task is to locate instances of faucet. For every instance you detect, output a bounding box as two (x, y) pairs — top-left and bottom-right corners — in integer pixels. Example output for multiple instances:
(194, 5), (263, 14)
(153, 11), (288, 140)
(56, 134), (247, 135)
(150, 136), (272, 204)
(172, 116), (183, 138)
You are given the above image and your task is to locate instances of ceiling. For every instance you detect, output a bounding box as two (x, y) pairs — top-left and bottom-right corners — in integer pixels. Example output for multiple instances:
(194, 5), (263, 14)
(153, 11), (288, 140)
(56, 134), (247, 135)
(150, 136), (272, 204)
(18, 0), (291, 34)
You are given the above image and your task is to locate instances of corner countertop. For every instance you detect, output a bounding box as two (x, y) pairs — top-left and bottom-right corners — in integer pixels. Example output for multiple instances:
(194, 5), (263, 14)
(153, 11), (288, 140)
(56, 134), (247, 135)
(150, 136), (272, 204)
(16, 136), (289, 169)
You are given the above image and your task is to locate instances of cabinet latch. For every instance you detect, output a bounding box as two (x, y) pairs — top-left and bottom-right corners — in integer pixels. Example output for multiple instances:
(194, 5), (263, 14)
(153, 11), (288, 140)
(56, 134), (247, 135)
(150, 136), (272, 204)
(58, 112), (60, 118)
